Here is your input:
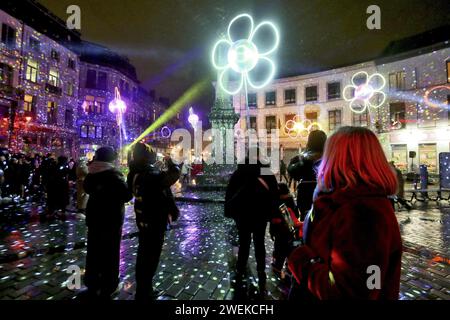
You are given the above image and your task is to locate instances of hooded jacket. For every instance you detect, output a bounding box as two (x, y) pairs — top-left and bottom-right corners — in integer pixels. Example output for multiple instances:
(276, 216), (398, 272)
(84, 161), (132, 227)
(288, 185), (402, 300)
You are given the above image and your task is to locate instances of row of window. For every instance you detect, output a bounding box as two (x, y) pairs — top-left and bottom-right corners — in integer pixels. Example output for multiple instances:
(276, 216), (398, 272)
(247, 111), (369, 132)
(86, 69), (136, 98)
(80, 125), (104, 139)
(24, 59), (76, 95)
(1, 23), (76, 69)
(246, 82), (341, 108)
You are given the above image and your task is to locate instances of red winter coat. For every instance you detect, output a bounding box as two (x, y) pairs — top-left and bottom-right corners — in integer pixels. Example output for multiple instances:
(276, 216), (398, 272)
(288, 185), (402, 299)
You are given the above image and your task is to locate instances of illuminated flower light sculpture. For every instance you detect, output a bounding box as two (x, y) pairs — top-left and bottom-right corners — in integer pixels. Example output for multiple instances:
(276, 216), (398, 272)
(285, 115), (322, 139)
(343, 71), (386, 114)
(188, 107), (199, 131)
(109, 87), (127, 162)
(212, 13), (279, 128)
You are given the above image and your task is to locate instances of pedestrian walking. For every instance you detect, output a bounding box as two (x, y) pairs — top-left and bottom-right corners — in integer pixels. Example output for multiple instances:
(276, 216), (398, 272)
(127, 142), (180, 300)
(288, 127), (402, 300)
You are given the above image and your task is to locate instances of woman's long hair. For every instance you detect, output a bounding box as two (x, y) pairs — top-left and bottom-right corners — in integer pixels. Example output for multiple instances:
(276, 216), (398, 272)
(317, 126), (397, 195)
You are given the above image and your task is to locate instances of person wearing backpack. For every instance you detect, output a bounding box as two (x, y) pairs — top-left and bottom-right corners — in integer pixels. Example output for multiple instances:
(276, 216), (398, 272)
(127, 142), (180, 300)
(225, 150), (278, 296)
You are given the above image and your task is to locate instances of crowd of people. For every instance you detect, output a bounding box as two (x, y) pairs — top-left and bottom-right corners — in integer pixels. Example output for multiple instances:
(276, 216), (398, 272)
(1, 125), (405, 300)
(225, 126), (403, 300)
(0, 150), (88, 219)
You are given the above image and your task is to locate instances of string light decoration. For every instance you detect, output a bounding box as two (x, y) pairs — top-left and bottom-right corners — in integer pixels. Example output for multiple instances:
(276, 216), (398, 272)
(343, 71), (386, 114)
(284, 115), (322, 139)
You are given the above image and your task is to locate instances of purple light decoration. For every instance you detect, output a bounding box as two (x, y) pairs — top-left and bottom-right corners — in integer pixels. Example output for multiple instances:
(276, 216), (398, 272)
(188, 107), (199, 131)
(109, 87), (127, 162)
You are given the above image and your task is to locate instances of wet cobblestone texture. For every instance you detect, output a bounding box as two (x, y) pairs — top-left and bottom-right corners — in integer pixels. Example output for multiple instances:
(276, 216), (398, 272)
(0, 194), (449, 300)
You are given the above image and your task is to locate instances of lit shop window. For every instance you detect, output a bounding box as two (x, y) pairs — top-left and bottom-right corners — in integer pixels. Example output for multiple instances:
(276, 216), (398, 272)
(391, 144), (408, 173)
(446, 61), (450, 83)
(26, 59), (38, 83)
(419, 143), (437, 173)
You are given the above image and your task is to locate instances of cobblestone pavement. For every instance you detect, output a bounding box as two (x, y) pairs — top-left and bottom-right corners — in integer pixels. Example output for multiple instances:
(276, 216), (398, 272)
(0, 197), (449, 300)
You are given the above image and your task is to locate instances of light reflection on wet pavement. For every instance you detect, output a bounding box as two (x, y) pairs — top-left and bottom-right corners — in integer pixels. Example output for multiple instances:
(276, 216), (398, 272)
(0, 198), (449, 300)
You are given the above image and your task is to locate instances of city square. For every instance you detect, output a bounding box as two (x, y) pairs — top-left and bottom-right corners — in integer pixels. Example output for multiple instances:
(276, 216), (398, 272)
(0, 0), (450, 307)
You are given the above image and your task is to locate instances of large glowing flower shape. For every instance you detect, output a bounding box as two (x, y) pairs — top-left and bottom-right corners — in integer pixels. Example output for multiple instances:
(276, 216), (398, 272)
(284, 115), (322, 140)
(212, 14), (280, 95)
(343, 71), (386, 114)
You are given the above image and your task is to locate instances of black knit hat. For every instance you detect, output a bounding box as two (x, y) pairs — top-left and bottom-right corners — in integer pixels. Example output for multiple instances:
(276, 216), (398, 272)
(95, 147), (117, 163)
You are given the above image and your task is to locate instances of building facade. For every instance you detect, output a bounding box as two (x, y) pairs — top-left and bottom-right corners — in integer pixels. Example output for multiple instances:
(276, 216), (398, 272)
(232, 41), (450, 173)
(0, 8), (79, 157)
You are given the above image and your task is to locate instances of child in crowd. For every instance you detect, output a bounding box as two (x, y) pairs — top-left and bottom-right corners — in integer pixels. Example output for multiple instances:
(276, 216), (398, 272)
(270, 183), (303, 275)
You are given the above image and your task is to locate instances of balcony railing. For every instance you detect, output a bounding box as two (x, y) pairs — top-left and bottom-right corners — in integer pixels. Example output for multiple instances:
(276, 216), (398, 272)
(45, 83), (62, 96)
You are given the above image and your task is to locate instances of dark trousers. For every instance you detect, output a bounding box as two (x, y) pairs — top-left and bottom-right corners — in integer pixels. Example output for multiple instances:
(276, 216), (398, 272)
(272, 225), (291, 269)
(135, 224), (166, 299)
(85, 225), (122, 296)
(236, 223), (267, 274)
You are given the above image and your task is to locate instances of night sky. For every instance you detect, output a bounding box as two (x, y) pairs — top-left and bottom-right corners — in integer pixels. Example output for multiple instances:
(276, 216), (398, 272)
(39, 0), (450, 117)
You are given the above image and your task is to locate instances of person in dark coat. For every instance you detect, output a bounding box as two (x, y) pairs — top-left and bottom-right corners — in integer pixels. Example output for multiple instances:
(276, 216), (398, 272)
(225, 151), (279, 295)
(46, 156), (70, 219)
(288, 130), (327, 220)
(127, 142), (180, 300)
(270, 183), (302, 274)
(288, 127), (402, 300)
(81, 147), (132, 299)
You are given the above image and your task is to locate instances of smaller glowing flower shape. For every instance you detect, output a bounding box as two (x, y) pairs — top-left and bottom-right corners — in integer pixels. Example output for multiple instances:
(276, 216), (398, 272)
(161, 126), (172, 138)
(284, 115), (322, 139)
(343, 71), (386, 114)
(212, 14), (280, 95)
(188, 107), (199, 131)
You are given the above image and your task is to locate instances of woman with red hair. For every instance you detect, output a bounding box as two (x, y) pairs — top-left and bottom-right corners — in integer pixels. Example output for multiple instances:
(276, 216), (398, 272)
(288, 126), (402, 299)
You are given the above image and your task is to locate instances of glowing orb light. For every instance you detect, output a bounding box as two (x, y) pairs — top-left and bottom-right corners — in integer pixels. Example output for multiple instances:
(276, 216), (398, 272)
(212, 13), (280, 95)
(285, 115), (323, 139)
(343, 71), (386, 114)
(188, 107), (199, 131)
